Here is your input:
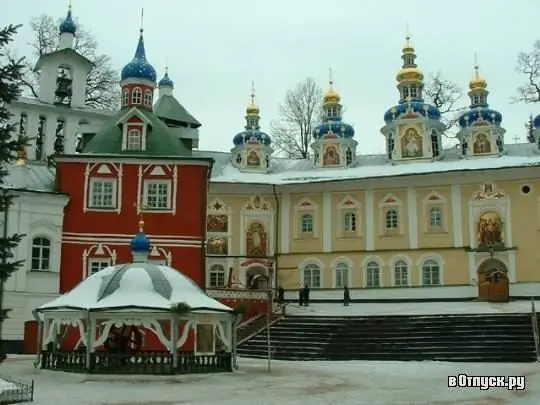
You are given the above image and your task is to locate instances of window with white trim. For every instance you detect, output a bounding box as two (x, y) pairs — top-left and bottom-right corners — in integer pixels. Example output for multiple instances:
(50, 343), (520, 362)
(31, 237), (51, 271)
(89, 178), (116, 209)
(301, 214), (313, 234)
(334, 263), (349, 288)
(385, 209), (399, 230)
(343, 212), (356, 232)
(428, 206), (443, 228)
(422, 259), (441, 286)
(144, 180), (171, 209)
(131, 87), (142, 104)
(122, 89), (129, 106)
(144, 90), (153, 106)
(393, 260), (408, 287)
(303, 263), (321, 288)
(89, 259), (110, 276)
(209, 264), (226, 287)
(127, 129), (142, 151)
(365, 261), (380, 288)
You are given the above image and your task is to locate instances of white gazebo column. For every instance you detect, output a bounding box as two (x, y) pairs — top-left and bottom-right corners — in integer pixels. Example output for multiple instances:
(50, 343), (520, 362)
(85, 313), (95, 371)
(171, 316), (179, 369)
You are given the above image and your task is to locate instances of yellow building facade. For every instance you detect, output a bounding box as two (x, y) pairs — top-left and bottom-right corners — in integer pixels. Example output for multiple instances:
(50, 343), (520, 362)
(204, 37), (540, 301)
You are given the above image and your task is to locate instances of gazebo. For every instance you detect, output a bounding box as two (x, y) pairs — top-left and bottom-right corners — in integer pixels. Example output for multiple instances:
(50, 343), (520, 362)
(34, 220), (239, 375)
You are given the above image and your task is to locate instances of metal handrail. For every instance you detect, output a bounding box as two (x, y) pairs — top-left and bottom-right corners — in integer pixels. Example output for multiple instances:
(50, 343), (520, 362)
(531, 299), (539, 362)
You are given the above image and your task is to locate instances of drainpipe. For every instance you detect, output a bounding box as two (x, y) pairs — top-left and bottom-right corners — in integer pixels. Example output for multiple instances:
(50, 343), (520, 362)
(271, 185), (280, 291)
(202, 163), (212, 289)
(32, 309), (41, 368)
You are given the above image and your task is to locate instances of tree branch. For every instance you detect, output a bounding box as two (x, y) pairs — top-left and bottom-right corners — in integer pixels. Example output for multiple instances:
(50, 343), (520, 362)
(513, 40), (540, 104)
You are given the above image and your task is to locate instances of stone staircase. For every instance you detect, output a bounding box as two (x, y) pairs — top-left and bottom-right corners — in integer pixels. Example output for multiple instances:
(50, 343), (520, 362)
(238, 313), (537, 362)
(237, 313), (282, 343)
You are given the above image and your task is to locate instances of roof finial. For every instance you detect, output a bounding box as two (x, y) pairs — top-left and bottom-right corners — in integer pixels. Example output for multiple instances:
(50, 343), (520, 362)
(133, 198), (147, 231)
(405, 23), (410, 41)
(251, 80), (256, 104)
(140, 9), (144, 34)
(474, 52), (479, 75)
(68, 0), (72, 10)
(329, 66), (334, 89)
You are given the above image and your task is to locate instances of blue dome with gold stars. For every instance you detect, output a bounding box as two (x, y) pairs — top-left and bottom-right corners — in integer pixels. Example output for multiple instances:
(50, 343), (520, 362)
(533, 114), (540, 129)
(458, 107), (502, 129)
(158, 72), (173, 87)
(384, 101), (441, 125)
(233, 130), (271, 146)
(121, 31), (157, 83)
(59, 8), (76, 35)
(313, 119), (355, 139)
(131, 221), (150, 253)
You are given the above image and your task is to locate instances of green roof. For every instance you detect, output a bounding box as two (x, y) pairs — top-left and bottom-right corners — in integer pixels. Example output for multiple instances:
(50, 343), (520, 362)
(82, 108), (192, 156)
(154, 95), (201, 128)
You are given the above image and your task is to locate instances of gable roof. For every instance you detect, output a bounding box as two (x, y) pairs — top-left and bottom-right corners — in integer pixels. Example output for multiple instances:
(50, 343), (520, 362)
(34, 48), (93, 71)
(154, 95), (201, 128)
(82, 108), (192, 156)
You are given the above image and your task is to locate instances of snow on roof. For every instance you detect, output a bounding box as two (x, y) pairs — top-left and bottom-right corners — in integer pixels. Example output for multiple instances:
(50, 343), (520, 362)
(37, 263), (233, 314)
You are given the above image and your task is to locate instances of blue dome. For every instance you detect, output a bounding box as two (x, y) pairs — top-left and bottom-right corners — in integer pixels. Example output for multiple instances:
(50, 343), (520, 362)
(313, 120), (354, 139)
(533, 114), (540, 129)
(458, 107), (502, 129)
(384, 101), (441, 124)
(158, 72), (173, 87)
(59, 9), (76, 35)
(233, 129), (271, 146)
(131, 231), (150, 253)
(121, 32), (157, 83)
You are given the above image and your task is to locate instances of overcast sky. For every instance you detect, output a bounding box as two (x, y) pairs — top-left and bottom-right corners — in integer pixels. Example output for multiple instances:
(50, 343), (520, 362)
(3, 0), (540, 154)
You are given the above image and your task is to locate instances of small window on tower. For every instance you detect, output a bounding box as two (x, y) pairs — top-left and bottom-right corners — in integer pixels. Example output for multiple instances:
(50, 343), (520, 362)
(402, 87), (409, 99)
(122, 90), (129, 106)
(131, 87), (142, 104)
(144, 90), (153, 107)
(127, 129), (142, 150)
(410, 87), (417, 98)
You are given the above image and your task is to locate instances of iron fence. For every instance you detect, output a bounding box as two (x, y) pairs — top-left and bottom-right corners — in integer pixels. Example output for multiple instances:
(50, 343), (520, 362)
(0, 375), (34, 404)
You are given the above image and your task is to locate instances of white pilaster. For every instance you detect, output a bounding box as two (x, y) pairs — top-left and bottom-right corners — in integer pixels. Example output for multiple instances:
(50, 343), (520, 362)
(407, 187), (418, 249)
(280, 194), (290, 254)
(508, 250), (516, 283)
(365, 190), (374, 251)
(468, 252), (476, 283)
(322, 192), (332, 252)
(451, 185), (463, 247)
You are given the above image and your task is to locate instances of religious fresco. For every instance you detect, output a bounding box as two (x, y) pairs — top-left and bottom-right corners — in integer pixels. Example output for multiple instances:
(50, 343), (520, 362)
(206, 215), (228, 233)
(473, 133), (491, 154)
(207, 236), (228, 255)
(323, 144), (340, 166)
(246, 221), (267, 257)
(195, 323), (215, 354)
(477, 211), (503, 246)
(246, 150), (260, 166)
(400, 128), (423, 158)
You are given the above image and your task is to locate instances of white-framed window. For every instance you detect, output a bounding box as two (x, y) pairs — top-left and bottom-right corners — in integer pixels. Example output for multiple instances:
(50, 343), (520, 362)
(301, 214), (313, 234)
(393, 261), (408, 287)
(385, 209), (399, 230)
(365, 261), (380, 288)
(144, 90), (153, 106)
(144, 180), (171, 210)
(127, 129), (142, 151)
(209, 264), (226, 287)
(334, 263), (349, 288)
(88, 259), (110, 276)
(122, 89), (129, 106)
(422, 260), (441, 286)
(428, 206), (443, 228)
(303, 263), (321, 288)
(89, 178), (116, 209)
(31, 237), (51, 271)
(131, 87), (142, 104)
(343, 212), (356, 232)
(410, 86), (418, 98)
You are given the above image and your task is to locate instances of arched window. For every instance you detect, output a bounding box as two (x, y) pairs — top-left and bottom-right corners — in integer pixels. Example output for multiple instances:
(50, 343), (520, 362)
(385, 209), (398, 230)
(365, 261), (380, 288)
(429, 207), (443, 228)
(209, 264), (226, 287)
(127, 129), (142, 150)
(301, 214), (313, 234)
(31, 237), (52, 271)
(345, 148), (353, 165)
(122, 89), (129, 106)
(143, 90), (153, 107)
(334, 263), (349, 288)
(303, 263), (321, 288)
(393, 260), (408, 287)
(131, 87), (142, 104)
(344, 212), (356, 232)
(422, 259), (441, 286)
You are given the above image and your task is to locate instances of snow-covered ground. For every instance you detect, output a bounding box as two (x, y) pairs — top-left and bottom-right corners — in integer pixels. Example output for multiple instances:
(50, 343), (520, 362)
(286, 301), (534, 316)
(1, 355), (539, 404)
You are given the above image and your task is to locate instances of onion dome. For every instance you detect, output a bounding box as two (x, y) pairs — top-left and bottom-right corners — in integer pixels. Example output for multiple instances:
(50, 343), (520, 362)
(232, 82), (271, 146)
(121, 29), (157, 83)
(158, 68), (174, 87)
(458, 62), (502, 128)
(59, 4), (77, 35)
(131, 220), (151, 256)
(533, 113), (540, 129)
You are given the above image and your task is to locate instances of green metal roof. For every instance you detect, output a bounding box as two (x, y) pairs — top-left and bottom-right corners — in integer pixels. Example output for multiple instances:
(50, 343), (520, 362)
(82, 108), (192, 156)
(154, 95), (201, 128)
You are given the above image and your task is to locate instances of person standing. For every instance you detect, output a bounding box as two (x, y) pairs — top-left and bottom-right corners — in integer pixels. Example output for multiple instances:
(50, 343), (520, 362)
(278, 285), (285, 304)
(298, 287), (304, 306)
(303, 285), (310, 307)
(343, 286), (350, 306)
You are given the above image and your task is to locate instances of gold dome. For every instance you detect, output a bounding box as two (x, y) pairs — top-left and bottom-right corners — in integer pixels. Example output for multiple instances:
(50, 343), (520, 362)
(396, 67), (424, 83)
(323, 67), (340, 104)
(402, 35), (415, 55)
(469, 65), (487, 91)
(246, 80), (259, 115)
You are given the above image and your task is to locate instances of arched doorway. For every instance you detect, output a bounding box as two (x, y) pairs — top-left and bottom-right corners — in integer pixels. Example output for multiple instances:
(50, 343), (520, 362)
(246, 266), (269, 290)
(477, 258), (509, 302)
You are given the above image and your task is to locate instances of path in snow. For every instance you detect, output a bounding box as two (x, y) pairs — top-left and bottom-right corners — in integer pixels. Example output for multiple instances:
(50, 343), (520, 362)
(2, 355), (539, 404)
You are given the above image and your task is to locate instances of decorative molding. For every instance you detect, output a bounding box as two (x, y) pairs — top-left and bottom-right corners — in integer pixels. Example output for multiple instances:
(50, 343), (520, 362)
(82, 243), (117, 278)
(330, 256), (353, 288)
(337, 194), (362, 238)
(206, 289), (268, 300)
(451, 185), (463, 247)
(417, 253), (445, 286)
(294, 197), (319, 239)
(240, 194), (274, 257)
(83, 162), (122, 214)
(388, 254), (412, 287)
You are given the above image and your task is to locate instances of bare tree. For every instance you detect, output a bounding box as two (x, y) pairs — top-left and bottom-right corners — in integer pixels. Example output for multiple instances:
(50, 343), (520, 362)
(270, 77), (322, 159)
(423, 72), (466, 134)
(513, 40), (540, 104)
(525, 114), (536, 143)
(21, 14), (119, 109)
